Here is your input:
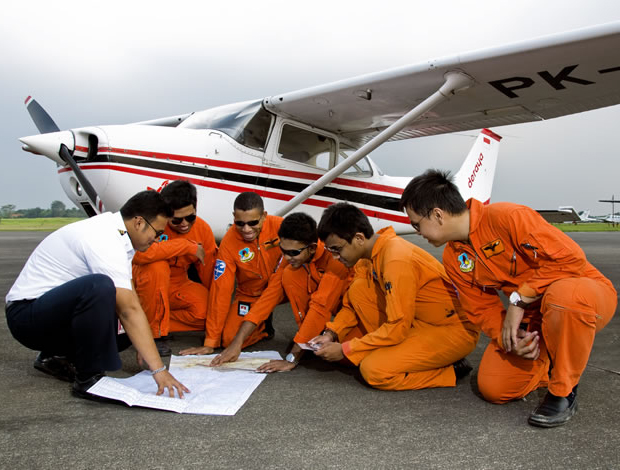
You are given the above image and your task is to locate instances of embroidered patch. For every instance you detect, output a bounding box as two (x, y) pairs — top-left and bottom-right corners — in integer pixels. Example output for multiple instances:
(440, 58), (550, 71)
(264, 238), (280, 250)
(239, 247), (255, 262)
(481, 238), (504, 258)
(214, 259), (226, 280)
(458, 253), (474, 273)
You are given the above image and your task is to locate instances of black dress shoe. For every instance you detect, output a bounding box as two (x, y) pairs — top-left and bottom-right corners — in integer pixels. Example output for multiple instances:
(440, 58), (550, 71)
(452, 358), (473, 381)
(71, 373), (106, 401)
(528, 386), (578, 428)
(33, 352), (76, 382)
(155, 337), (172, 357)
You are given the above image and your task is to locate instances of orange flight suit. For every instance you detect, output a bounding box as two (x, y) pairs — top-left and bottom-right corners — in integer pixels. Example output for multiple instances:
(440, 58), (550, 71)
(244, 241), (354, 344)
(325, 227), (479, 391)
(205, 215), (285, 349)
(443, 199), (617, 403)
(132, 217), (217, 338)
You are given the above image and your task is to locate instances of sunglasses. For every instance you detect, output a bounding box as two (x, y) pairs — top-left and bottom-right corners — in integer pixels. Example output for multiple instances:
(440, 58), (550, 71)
(280, 244), (312, 257)
(234, 219), (261, 227)
(170, 214), (197, 225)
(143, 217), (165, 238)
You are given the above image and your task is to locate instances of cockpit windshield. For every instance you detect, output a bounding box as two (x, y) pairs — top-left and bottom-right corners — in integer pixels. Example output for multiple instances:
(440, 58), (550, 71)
(179, 100), (273, 151)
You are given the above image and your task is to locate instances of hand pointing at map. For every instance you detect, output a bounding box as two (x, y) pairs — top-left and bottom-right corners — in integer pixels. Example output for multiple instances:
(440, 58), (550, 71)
(210, 343), (242, 366)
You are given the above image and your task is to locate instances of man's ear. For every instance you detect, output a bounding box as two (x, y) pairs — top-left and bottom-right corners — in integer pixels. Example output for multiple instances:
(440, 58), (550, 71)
(432, 208), (444, 225)
(353, 232), (366, 245)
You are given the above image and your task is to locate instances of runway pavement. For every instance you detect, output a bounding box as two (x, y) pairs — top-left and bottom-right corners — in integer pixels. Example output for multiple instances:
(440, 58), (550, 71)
(1, 231), (618, 469)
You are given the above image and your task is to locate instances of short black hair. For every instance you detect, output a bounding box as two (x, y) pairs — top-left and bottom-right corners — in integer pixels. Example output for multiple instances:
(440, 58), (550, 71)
(400, 169), (467, 216)
(160, 180), (197, 210)
(278, 212), (318, 245)
(120, 190), (172, 222)
(317, 202), (374, 243)
(234, 192), (264, 212)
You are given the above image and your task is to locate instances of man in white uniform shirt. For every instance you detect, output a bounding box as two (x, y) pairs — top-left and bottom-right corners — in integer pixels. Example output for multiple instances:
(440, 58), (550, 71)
(5, 190), (189, 400)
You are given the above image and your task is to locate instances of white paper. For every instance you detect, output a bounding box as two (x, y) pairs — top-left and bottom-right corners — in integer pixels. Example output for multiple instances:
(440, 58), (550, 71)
(87, 351), (281, 415)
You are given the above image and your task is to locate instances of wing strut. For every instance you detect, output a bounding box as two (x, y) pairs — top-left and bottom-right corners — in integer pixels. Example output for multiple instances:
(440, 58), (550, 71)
(274, 71), (474, 216)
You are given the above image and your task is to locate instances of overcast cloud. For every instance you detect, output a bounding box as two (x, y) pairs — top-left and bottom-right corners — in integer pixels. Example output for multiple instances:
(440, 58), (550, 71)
(1, 0), (619, 215)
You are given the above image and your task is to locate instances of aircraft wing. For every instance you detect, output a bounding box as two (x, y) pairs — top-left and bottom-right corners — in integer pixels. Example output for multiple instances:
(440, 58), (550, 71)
(537, 209), (580, 224)
(264, 22), (620, 147)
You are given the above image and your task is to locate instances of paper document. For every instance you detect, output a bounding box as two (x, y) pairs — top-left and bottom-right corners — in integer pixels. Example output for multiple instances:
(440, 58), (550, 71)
(87, 351), (281, 415)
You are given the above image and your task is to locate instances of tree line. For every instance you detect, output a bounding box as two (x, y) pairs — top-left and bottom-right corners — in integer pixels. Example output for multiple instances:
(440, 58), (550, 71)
(1, 201), (86, 219)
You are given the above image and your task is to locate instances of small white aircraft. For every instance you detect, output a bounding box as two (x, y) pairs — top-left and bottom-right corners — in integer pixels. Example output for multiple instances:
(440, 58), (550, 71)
(599, 196), (620, 224)
(19, 21), (620, 239)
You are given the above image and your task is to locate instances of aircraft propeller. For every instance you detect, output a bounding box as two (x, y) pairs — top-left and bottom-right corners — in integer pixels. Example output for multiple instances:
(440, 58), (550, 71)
(25, 96), (60, 134)
(23, 97), (104, 215)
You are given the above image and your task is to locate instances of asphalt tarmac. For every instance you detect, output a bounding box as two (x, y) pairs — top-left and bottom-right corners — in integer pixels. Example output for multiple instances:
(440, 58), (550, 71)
(1, 231), (619, 469)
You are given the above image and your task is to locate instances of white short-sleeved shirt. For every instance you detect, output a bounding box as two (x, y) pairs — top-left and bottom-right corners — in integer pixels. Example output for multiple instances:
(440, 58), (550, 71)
(6, 212), (135, 302)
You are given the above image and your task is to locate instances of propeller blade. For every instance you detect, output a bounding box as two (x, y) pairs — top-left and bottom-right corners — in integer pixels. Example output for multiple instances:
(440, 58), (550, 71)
(25, 96), (60, 134)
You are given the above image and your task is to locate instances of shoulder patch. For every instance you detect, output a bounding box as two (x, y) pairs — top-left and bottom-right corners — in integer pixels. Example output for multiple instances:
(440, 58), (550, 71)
(481, 238), (504, 258)
(458, 253), (474, 273)
(214, 259), (226, 280)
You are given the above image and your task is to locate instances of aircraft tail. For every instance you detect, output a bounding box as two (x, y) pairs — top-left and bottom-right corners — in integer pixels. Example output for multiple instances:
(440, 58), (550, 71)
(452, 128), (501, 204)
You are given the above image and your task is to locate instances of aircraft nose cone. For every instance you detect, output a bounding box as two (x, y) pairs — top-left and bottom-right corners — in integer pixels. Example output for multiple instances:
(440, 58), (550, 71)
(20, 130), (74, 165)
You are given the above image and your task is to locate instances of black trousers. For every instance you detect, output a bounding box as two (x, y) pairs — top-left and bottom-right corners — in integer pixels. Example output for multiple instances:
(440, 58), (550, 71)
(6, 274), (130, 380)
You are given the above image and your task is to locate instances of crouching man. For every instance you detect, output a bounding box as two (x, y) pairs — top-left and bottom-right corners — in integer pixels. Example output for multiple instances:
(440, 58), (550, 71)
(5, 191), (189, 400)
(311, 202), (479, 391)
(203, 212), (353, 371)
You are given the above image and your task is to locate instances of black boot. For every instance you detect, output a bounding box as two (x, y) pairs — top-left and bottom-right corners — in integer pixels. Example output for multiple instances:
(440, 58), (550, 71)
(528, 385), (578, 428)
(452, 358), (473, 381)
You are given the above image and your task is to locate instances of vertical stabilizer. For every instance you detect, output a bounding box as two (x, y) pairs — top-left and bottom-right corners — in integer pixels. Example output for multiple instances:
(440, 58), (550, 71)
(453, 128), (502, 204)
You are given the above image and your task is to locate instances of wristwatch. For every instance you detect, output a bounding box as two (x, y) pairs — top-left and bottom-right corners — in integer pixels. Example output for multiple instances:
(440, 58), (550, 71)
(509, 291), (530, 309)
(285, 353), (298, 364)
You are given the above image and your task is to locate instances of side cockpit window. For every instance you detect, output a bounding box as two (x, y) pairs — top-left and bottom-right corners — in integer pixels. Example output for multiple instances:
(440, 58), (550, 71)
(278, 124), (336, 170)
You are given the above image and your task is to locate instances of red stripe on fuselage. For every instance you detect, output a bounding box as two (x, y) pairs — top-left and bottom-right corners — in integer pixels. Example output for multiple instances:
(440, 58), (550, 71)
(58, 163), (410, 225)
(72, 146), (404, 194)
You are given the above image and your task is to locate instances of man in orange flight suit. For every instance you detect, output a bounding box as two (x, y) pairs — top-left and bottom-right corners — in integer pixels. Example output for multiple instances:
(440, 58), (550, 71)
(310, 203), (479, 391)
(181, 192), (285, 356)
(205, 212), (353, 371)
(133, 180), (217, 356)
(401, 169), (617, 427)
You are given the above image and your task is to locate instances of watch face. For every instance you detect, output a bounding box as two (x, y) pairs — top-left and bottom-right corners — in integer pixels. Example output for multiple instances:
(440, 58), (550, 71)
(509, 292), (520, 305)
(286, 353), (296, 363)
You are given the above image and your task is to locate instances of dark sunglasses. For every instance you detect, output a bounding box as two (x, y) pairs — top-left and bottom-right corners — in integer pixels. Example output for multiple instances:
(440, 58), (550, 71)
(280, 244), (312, 257)
(170, 214), (197, 225)
(143, 217), (165, 238)
(234, 219), (261, 227)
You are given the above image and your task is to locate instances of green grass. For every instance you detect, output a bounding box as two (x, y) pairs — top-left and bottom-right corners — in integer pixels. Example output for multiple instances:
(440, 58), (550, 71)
(0, 218), (85, 231)
(552, 222), (620, 232)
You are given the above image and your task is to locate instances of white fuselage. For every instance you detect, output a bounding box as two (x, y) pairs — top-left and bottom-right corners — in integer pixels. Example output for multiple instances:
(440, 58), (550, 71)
(57, 121), (412, 240)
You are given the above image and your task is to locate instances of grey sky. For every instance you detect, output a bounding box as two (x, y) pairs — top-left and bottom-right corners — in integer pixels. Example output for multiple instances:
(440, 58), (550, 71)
(1, 0), (619, 215)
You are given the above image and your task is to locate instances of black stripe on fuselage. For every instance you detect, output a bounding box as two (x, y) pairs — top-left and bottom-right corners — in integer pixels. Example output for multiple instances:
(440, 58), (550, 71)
(98, 154), (401, 211)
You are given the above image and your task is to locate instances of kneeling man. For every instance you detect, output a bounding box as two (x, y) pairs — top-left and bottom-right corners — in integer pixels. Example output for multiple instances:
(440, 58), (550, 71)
(133, 180), (217, 356)
(400, 170), (616, 427)
(311, 203), (479, 391)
